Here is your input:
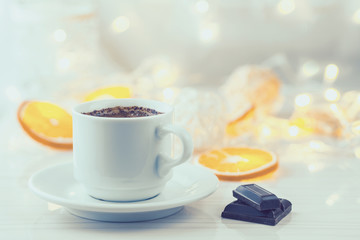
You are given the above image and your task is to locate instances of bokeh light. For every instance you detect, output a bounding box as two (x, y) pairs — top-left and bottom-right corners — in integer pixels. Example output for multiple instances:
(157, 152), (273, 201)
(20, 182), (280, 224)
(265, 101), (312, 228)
(295, 93), (312, 107)
(352, 9), (360, 24)
(200, 23), (218, 42)
(260, 125), (272, 137)
(302, 60), (320, 77)
(195, 0), (209, 14)
(277, 0), (295, 15)
(112, 16), (130, 33)
(324, 88), (340, 102)
(53, 29), (67, 42)
(288, 125), (299, 137)
(324, 64), (339, 83)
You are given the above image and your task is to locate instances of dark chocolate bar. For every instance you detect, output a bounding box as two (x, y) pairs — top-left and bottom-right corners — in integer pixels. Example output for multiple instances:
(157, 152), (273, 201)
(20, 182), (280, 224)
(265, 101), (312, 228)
(233, 184), (280, 211)
(221, 198), (292, 226)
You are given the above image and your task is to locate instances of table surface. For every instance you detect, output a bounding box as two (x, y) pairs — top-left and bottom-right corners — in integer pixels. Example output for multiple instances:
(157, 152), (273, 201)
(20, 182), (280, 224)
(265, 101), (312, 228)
(1, 111), (360, 240)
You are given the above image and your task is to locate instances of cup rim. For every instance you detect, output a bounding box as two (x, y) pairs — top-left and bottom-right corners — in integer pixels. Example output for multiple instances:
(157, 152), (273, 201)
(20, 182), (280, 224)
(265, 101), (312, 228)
(72, 98), (173, 121)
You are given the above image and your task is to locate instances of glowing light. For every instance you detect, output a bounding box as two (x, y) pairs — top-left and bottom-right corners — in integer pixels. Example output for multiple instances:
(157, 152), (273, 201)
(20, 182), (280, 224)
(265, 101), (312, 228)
(200, 24), (218, 42)
(260, 125), (272, 137)
(153, 63), (178, 87)
(155, 67), (170, 79)
(354, 147), (360, 159)
(302, 60), (320, 77)
(47, 202), (61, 211)
(309, 140), (321, 150)
(53, 29), (67, 42)
(5, 85), (22, 103)
(112, 16), (130, 33)
(308, 140), (329, 152)
(57, 57), (70, 70)
(351, 121), (360, 135)
(329, 103), (339, 113)
(277, 0), (295, 15)
(307, 162), (324, 173)
(307, 164), (316, 172)
(295, 94), (312, 107)
(324, 64), (339, 83)
(163, 88), (174, 101)
(324, 88), (340, 102)
(352, 9), (360, 24)
(288, 126), (299, 137)
(329, 103), (344, 125)
(195, 0), (209, 13)
(326, 193), (339, 206)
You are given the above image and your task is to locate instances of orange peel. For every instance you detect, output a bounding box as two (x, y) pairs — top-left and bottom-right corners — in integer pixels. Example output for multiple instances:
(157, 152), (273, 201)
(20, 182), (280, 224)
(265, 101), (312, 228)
(17, 101), (73, 150)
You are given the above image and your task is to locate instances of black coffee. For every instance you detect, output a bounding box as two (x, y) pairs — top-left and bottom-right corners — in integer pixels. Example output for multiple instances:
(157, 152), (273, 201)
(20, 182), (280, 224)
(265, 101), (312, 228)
(83, 106), (163, 118)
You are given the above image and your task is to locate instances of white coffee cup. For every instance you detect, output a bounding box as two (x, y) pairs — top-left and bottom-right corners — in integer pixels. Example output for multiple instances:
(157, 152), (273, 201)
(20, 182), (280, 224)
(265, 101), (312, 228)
(72, 99), (193, 202)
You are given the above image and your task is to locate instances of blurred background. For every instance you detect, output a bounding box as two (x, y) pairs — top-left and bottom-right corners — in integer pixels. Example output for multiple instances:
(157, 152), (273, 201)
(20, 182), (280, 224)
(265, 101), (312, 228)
(1, 0), (360, 155)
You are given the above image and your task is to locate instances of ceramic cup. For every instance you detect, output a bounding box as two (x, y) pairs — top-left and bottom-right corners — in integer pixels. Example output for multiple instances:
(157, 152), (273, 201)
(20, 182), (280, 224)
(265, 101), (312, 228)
(72, 99), (193, 202)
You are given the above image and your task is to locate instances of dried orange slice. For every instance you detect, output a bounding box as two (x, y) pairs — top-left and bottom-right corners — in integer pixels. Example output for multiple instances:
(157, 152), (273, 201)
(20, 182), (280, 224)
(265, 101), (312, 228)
(84, 86), (131, 102)
(17, 101), (73, 150)
(196, 147), (278, 180)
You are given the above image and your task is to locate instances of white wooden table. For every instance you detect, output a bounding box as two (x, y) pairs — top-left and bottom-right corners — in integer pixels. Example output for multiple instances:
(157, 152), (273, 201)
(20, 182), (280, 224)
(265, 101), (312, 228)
(1, 111), (360, 240)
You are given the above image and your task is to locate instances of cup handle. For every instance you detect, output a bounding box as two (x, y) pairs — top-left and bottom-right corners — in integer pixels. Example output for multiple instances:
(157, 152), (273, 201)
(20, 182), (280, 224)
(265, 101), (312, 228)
(156, 124), (193, 177)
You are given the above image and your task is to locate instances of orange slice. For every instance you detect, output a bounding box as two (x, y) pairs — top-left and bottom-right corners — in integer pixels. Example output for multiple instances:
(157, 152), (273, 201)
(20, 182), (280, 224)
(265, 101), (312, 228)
(84, 86), (131, 102)
(17, 101), (73, 150)
(196, 147), (278, 180)
(226, 106), (256, 137)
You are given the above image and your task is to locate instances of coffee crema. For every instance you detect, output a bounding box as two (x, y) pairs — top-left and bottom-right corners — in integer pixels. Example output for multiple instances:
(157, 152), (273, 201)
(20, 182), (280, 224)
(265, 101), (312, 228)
(82, 106), (163, 118)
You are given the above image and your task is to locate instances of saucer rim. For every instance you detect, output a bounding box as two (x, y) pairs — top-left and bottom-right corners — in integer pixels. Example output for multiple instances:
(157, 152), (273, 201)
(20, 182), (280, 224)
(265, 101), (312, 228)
(65, 206), (184, 222)
(29, 161), (219, 213)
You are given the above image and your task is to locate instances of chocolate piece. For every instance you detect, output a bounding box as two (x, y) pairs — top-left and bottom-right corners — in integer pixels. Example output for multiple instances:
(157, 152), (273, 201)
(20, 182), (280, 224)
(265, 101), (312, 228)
(233, 184), (280, 211)
(221, 198), (292, 226)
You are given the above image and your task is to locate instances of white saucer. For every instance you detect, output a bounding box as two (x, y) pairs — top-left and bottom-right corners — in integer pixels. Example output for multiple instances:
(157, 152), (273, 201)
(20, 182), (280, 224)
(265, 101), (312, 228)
(29, 162), (218, 222)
